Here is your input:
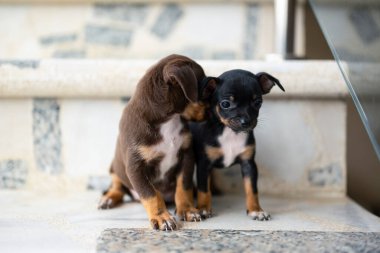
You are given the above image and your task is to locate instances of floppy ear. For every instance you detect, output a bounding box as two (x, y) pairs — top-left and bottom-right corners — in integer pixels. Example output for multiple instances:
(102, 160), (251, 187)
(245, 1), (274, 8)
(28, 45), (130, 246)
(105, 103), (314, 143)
(163, 64), (198, 103)
(200, 77), (219, 101)
(256, 72), (285, 94)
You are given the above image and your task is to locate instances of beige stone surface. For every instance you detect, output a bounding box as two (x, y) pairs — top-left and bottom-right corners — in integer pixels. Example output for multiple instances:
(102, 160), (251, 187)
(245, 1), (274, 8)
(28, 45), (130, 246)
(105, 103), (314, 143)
(0, 99), (35, 173)
(0, 60), (348, 98)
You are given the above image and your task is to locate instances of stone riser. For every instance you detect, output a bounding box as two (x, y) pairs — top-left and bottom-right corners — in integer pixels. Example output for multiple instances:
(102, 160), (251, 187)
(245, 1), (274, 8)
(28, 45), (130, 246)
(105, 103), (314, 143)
(0, 97), (346, 197)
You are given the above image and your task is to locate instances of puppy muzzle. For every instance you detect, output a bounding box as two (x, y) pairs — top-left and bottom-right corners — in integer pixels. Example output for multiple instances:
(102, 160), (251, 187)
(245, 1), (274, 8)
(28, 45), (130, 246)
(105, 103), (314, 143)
(228, 117), (257, 132)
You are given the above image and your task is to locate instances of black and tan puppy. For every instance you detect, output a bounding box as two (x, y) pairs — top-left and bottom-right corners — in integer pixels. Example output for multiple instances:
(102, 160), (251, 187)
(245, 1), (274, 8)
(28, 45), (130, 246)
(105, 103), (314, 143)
(191, 69), (284, 221)
(99, 54), (207, 230)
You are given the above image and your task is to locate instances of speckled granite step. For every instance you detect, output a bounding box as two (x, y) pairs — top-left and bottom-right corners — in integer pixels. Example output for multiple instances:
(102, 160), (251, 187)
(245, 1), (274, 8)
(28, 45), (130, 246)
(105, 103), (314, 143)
(96, 229), (380, 253)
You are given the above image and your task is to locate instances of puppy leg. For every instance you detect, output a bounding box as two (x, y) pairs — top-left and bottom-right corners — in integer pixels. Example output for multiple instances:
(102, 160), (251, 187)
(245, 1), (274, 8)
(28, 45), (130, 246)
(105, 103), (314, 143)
(175, 149), (201, 221)
(241, 160), (270, 221)
(140, 190), (177, 231)
(98, 172), (125, 209)
(196, 162), (212, 218)
(127, 161), (177, 231)
(175, 173), (202, 222)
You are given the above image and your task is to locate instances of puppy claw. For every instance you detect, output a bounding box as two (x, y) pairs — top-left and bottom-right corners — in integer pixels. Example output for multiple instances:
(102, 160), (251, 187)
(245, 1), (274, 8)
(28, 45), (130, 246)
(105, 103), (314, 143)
(248, 211), (271, 221)
(176, 208), (202, 222)
(150, 219), (159, 230)
(98, 191), (123, 210)
(98, 197), (115, 209)
(150, 213), (177, 231)
(199, 209), (212, 219)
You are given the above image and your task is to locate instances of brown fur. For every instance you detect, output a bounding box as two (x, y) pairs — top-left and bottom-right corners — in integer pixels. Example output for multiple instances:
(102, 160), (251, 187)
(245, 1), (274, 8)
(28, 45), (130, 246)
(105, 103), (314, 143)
(99, 54), (206, 230)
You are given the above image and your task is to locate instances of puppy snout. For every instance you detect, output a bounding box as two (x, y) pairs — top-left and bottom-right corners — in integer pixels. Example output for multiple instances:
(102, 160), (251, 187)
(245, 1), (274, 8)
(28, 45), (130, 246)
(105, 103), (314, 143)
(239, 117), (257, 130)
(240, 118), (251, 128)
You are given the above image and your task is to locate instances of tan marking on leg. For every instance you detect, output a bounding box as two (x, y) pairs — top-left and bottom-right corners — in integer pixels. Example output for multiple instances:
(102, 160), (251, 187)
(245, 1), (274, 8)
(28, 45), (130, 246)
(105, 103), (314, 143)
(141, 190), (177, 230)
(243, 177), (262, 212)
(181, 132), (192, 150)
(244, 177), (271, 220)
(205, 145), (223, 161)
(98, 173), (125, 209)
(175, 173), (201, 221)
(138, 145), (164, 162)
(182, 102), (206, 121)
(239, 144), (256, 160)
(197, 177), (212, 218)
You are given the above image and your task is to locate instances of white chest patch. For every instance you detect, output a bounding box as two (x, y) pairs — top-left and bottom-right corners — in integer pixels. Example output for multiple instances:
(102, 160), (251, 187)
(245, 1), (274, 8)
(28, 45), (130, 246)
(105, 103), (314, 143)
(218, 128), (248, 167)
(154, 114), (184, 179)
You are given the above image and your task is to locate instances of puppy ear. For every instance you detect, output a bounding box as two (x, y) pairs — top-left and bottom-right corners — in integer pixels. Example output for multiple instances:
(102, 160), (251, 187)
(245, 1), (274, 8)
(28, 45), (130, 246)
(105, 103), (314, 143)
(163, 64), (198, 102)
(200, 77), (219, 100)
(256, 72), (285, 94)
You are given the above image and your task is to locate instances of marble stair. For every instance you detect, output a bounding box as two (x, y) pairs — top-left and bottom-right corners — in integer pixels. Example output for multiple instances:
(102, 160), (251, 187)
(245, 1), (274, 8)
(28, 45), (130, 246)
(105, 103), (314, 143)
(1, 0), (380, 252)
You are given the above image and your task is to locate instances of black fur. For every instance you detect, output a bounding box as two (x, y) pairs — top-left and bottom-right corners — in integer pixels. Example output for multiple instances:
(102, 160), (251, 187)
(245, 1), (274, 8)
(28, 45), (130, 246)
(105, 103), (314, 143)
(192, 69), (284, 195)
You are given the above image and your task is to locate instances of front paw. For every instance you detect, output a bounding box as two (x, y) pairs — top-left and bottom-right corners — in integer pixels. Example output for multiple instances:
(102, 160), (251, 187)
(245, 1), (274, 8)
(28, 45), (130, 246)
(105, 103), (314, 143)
(247, 210), (271, 221)
(175, 207), (202, 222)
(150, 211), (178, 231)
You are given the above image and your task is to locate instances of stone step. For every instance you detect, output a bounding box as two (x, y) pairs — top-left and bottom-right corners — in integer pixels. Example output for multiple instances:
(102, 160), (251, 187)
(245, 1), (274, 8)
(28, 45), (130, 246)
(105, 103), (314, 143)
(0, 59), (347, 98)
(0, 60), (348, 198)
(0, 191), (379, 252)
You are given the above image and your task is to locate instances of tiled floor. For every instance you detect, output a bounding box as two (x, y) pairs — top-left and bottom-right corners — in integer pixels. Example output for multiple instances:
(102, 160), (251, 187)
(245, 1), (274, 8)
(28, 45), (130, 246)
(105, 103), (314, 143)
(1, 190), (379, 252)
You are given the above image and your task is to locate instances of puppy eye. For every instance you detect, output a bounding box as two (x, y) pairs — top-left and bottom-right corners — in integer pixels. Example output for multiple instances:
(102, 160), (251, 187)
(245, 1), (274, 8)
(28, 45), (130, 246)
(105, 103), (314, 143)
(253, 100), (262, 108)
(220, 100), (231, 109)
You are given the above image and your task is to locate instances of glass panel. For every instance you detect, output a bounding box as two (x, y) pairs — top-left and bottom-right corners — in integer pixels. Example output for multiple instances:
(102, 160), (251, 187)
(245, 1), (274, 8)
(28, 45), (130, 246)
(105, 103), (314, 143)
(309, 0), (380, 159)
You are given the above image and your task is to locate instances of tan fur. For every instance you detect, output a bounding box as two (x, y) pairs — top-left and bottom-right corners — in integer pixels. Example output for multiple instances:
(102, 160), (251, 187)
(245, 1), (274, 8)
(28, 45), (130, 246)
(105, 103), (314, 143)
(182, 102), (206, 121)
(243, 177), (262, 212)
(181, 132), (192, 150)
(138, 145), (165, 162)
(205, 145), (223, 161)
(239, 144), (256, 160)
(98, 173), (125, 208)
(175, 174), (201, 221)
(141, 191), (176, 229)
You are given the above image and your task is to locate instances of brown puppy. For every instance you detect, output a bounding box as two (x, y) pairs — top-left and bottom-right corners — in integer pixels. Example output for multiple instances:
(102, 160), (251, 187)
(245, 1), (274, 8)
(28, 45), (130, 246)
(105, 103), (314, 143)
(98, 54), (206, 231)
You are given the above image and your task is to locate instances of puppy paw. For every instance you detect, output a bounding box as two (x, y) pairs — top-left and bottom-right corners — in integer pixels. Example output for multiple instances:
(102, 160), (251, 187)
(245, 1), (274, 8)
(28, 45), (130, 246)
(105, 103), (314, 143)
(176, 207), (202, 222)
(199, 208), (212, 219)
(150, 211), (178, 231)
(247, 210), (271, 221)
(98, 194), (123, 209)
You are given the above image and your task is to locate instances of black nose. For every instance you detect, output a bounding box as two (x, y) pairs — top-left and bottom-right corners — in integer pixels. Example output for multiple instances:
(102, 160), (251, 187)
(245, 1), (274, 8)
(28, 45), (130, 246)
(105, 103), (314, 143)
(240, 118), (251, 128)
